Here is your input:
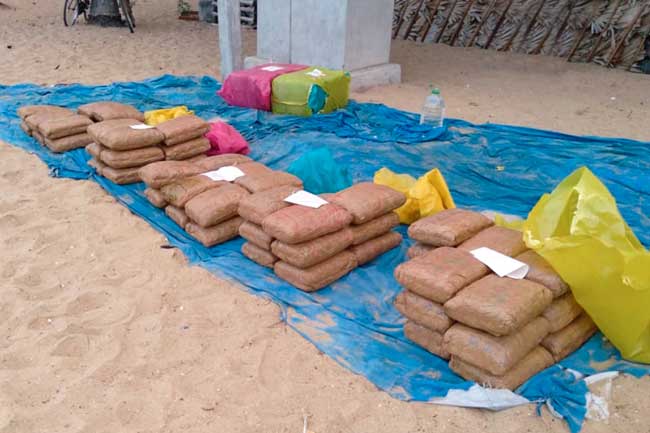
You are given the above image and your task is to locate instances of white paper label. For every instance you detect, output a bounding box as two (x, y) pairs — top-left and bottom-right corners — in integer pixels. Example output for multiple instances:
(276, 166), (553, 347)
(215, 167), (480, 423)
(470, 247), (529, 279)
(200, 166), (245, 182)
(129, 124), (155, 130)
(262, 65), (284, 72)
(306, 68), (326, 78)
(201, 170), (223, 181)
(284, 190), (329, 209)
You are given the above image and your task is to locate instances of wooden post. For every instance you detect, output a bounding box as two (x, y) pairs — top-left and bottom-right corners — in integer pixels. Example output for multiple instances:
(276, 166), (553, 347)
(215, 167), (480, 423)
(218, 0), (242, 79)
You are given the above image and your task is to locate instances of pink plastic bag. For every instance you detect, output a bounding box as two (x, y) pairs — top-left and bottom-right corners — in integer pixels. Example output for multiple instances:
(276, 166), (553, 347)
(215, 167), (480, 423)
(217, 64), (308, 111)
(205, 121), (250, 156)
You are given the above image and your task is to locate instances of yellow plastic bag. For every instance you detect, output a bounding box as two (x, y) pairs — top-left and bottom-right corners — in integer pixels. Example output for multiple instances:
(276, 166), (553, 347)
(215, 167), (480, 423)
(374, 167), (455, 224)
(144, 106), (193, 126)
(523, 167), (650, 363)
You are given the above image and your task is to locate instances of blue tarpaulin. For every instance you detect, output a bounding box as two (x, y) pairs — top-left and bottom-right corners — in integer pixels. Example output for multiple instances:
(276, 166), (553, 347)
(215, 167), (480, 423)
(1, 75), (649, 432)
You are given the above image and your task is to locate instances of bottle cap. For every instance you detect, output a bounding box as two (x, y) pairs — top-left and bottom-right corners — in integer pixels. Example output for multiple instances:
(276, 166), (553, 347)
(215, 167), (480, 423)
(431, 88), (440, 95)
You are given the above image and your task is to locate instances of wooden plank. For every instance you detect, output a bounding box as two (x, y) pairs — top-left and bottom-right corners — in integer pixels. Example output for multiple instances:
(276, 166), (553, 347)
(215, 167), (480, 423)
(218, 0), (243, 79)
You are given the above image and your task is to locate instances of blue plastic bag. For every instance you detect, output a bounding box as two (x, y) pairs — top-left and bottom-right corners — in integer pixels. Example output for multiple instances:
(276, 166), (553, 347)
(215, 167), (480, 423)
(287, 147), (353, 194)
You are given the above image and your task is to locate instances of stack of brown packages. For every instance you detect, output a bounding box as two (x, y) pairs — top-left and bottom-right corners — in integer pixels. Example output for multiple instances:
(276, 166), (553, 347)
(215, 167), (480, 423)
(154, 115), (211, 161)
(139, 155), (301, 248)
(78, 102), (159, 184)
(394, 209), (597, 390)
(86, 119), (165, 184)
(78, 101), (145, 123)
(238, 182), (405, 292)
(17, 105), (93, 153)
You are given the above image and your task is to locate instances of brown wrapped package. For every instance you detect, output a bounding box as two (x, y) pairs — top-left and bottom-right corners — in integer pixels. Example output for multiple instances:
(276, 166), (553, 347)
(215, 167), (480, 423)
(25, 111), (74, 131)
(78, 101), (144, 122)
(87, 118), (140, 139)
(237, 185), (302, 225)
(263, 203), (353, 244)
(185, 217), (243, 247)
(349, 231), (403, 266)
(241, 242), (277, 268)
(44, 133), (93, 153)
(99, 146), (165, 169)
(138, 160), (203, 189)
(516, 250), (569, 298)
(194, 153), (252, 171)
(349, 212), (400, 245)
(407, 242), (435, 259)
(156, 115), (209, 146)
(185, 184), (250, 227)
(398, 290), (453, 333)
(160, 175), (225, 208)
(458, 226), (527, 257)
(273, 251), (358, 292)
(20, 121), (32, 136)
(144, 188), (167, 208)
(163, 137), (211, 160)
(542, 293), (583, 333)
(87, 158), (104, 174)
(186, 154), (208, 163)
(90, 122), (165, 151)
(239, 221), (274, 250)
(394, 247), (489, 303)
(38, 114), (92, 139)
(18, 105), (74, 120)
(444, 274), (553, 337)
(101, 165), (141, 185)
(445, 317), (550, 376)
(271, 228), (354, 269)
(404, 321), (450, 359)
(232, 161), (274, 178)
(408, 209), (494, 247)
(32, 131), (45, 145)
(329, 182), (407, 225)
(235, 171), (303, 193)
(86, 142), (103, 160)
(394, 291), (407, 316)
(542, 314), (597, 362)
(165, 205), (190, 229)
(449, 346), (554, 390)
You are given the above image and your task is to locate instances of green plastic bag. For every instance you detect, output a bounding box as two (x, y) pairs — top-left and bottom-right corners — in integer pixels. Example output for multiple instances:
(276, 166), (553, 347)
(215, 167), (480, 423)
(523, 167), (650, 363)
(271, 66), (350, 116)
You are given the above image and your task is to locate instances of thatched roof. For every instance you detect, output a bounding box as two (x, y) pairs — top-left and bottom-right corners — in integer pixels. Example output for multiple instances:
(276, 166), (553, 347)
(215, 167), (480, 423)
(393, 0), (650, 72)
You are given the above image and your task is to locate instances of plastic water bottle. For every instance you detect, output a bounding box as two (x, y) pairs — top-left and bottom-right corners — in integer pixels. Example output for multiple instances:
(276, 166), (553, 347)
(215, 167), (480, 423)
(420, 88), (445, 128)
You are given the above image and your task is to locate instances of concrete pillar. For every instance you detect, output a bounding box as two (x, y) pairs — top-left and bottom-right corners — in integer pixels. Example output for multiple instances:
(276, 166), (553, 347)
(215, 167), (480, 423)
(218, 0), (243, 79)
(245, 0), (401, 90)
(257, 0), (291, 63)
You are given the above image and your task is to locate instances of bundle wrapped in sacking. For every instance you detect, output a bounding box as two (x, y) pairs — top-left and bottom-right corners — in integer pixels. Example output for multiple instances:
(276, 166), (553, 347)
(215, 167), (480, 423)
(394, 208), (596, 390)
(17, 105), (93, 152)
(238, 182), (405, 291)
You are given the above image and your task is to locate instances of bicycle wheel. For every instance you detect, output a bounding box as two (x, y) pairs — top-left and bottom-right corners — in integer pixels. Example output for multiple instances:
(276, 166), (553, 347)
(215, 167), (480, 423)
(119, 0), (135, 33)
(63, 0), (78, 27)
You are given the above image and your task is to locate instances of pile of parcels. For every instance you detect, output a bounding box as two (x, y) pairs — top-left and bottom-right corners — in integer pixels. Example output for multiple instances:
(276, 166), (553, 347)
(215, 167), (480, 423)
(18, 105), (94, 152)
(139, 154), (293, 247)
(140, 155), (406, 292)
(17, 101), (212, 184)
(395, 209), (597, 390)
(87, 111), (210, 184)
(218, 64), (350, 116)
(238, 182), (405, 291)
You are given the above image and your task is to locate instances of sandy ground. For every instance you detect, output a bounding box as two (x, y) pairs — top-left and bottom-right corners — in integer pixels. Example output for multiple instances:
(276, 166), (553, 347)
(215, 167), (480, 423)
(1, 1), (649, 432)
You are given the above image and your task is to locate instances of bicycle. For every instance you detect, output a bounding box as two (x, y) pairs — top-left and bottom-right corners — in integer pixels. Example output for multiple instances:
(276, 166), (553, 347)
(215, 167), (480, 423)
(64, 0), (135, 33)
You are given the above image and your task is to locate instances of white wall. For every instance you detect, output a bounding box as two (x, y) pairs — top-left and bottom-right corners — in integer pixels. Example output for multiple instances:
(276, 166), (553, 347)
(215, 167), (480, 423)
(257, 0), (292, 63)
(255, 0), (394, 71)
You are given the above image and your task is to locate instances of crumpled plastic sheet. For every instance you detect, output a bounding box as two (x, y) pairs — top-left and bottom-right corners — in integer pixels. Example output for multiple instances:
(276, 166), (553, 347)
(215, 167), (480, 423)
(1, 75), (649, 433)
